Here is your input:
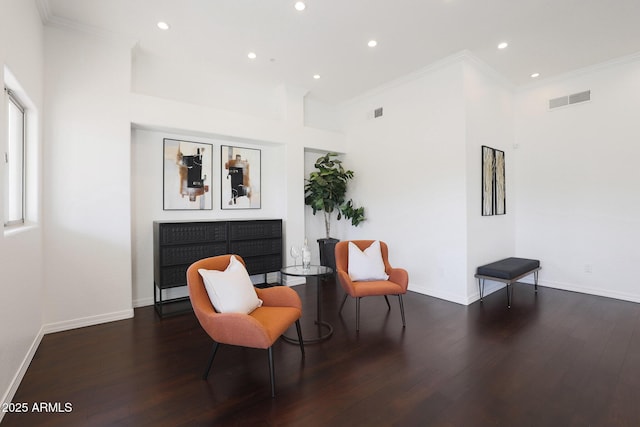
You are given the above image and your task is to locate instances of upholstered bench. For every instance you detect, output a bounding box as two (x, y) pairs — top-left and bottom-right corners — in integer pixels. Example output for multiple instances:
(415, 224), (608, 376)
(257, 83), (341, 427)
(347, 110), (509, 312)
(475, 257), (541, 308)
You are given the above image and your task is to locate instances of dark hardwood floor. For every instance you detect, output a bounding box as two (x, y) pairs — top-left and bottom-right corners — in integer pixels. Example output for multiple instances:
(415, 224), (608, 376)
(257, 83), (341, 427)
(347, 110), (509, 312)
(4, 278), (640, 426)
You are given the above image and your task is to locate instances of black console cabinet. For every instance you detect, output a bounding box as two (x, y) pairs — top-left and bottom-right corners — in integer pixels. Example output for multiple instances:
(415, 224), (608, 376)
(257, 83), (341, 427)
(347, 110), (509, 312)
(153, 219), (282, 317)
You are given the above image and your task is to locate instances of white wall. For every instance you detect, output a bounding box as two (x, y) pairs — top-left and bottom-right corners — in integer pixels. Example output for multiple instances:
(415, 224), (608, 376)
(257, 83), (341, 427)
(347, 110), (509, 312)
(337, 57), (469, 303)
(304, 95), (342, 133)
(463, 59), (516, 301)
(0, 0), (44, 414)
(333, 54), (519, 305)
(514, 56), (640, 302)
(42, 26), (134, 329)
(132, 50), (285, 122)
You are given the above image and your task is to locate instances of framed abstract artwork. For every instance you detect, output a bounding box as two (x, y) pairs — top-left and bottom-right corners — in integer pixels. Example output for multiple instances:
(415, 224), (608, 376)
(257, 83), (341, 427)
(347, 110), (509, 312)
(163, 138), (213, 210)
(481, 145), (506, 216)
(494, 149), (506, 215)
(221, 145), (261, 209)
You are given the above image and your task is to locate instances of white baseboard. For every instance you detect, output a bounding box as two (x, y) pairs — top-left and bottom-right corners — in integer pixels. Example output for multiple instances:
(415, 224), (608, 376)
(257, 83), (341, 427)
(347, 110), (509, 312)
(1, 308), (134, 423)
(0, 326), (44, 424)
(469, 277), (640, 305)
(281, 275), (306, 287)
(468, 280), (508, 304)
(133, 297), (154, 308)
(413, 277), (640, 307)
(536, 279), (640, 304)
(42, 308), (134, 335)
(408, 283), (469, 306)
(409, 280), (509, 306)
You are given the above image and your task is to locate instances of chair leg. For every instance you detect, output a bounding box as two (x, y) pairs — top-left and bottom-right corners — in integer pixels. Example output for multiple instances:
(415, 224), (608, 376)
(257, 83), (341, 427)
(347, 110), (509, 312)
(295, 320), (305, 357)
(356, 297), (361, 331)
(202, 341), (220, 380)
(268, 346), (275, 398)
(339, 293), (348, 313)
(384, 295), (391, 310)
(398, 295), (406, 327)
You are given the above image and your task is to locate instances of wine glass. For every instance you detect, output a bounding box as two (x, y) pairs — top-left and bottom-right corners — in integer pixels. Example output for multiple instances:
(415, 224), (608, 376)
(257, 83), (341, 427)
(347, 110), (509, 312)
(290, 245), (300, 266)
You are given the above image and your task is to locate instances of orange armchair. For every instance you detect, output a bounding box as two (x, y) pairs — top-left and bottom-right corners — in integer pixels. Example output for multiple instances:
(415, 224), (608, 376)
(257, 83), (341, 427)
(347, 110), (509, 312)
(335, 240), (408, 331)
(186, 255), (304, 397)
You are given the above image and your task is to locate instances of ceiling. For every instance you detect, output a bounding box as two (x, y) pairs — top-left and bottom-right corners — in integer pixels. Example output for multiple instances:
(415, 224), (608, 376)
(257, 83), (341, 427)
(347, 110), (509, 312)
(40, 0), (640, 105)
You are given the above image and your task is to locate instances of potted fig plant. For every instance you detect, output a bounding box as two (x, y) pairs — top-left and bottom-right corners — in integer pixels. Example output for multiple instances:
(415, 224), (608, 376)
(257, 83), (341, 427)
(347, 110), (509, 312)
(304, 152), (365, 272)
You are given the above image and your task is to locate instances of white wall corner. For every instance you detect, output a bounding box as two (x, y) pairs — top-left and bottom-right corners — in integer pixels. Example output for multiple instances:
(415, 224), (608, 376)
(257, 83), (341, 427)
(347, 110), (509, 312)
(275, 84), (309, 127)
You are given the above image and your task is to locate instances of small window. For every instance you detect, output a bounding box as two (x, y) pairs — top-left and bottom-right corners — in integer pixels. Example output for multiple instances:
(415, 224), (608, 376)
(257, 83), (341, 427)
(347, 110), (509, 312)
(4, 88), (25, 226)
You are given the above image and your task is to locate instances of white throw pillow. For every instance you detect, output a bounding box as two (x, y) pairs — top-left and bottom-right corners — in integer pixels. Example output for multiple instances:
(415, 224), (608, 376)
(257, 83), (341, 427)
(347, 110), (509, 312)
(348, 241), (389, 281)
(198, 255), (263, 314)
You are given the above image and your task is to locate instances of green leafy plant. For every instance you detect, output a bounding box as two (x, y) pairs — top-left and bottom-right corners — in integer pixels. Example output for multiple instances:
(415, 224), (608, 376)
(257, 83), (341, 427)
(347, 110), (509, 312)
(304, 153), (365, 238)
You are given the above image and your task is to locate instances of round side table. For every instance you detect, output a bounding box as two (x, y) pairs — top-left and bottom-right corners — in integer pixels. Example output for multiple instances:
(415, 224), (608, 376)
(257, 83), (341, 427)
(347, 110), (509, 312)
(280, 265), (333, 344)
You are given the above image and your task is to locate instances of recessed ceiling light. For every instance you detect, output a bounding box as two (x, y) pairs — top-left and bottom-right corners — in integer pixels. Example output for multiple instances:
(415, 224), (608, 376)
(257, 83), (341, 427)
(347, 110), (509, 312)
(497, 42), (508, 49)
(368, 40), (378, 48)
(157, 21), (170, 30)
(531, 72), (540, 78)
(313, 74), (321, 80)
(294, 2), (306, 11)
(247, 52), (257, 59)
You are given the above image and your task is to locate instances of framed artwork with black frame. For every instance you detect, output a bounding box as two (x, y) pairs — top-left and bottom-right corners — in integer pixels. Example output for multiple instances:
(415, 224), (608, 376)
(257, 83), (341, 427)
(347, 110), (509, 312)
(481, 145), (506, 216)
(221, 145), (261, 209)
(163, 138), (213, 210)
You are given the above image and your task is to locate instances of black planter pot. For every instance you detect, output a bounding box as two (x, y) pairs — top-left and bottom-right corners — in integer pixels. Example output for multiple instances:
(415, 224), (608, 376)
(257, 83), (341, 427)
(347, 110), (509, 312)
(317, 237), (339, 275)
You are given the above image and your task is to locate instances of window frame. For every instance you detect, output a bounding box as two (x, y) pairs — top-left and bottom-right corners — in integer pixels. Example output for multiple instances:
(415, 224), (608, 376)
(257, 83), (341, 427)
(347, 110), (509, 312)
(4, 87), (26, 227)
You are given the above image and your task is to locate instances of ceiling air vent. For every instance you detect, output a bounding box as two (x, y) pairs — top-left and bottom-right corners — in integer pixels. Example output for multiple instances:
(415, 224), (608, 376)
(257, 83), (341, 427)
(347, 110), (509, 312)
(374, 107), (383, 118)
(549, 90), (591, 110)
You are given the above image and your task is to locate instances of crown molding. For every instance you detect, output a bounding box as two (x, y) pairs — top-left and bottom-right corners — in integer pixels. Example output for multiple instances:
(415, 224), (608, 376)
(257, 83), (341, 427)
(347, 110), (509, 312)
(35, 0), (51, 24)
(339, 51), (469, 108)
(517, 50), (640, 92)
(339, 50), (515, 109)
(462, 52), (516, 91)
(35, 0), (136, 44)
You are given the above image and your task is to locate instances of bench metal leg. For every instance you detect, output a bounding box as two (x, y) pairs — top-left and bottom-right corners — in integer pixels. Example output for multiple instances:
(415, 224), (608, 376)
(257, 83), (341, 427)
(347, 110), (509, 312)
(478, 278), (485, 302)
(534, 270), (539, 292)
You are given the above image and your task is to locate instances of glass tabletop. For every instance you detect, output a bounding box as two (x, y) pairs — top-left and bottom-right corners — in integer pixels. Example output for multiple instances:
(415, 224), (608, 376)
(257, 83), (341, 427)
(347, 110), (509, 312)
(280, 265), (333, 277)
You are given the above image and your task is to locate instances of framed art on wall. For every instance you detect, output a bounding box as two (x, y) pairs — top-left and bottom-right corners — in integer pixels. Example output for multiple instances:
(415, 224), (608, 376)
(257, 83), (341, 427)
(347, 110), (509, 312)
(163, 138), (213, 210)
(221, 145), (261, 209)
(481, 145), (506, 216)
(494, 149), (506, 215)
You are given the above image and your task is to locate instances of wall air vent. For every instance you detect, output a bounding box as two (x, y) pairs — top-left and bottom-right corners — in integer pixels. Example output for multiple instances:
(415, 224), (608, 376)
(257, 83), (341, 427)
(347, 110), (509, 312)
(549, 96), (568, 109)
(549, 90), (591, 110)
(374, 107), (383, 118)
(569, 90), (591, 104)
